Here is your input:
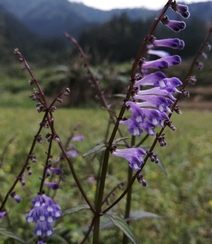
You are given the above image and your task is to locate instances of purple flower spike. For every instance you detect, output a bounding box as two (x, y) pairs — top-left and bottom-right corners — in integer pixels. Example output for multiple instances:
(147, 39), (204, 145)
(171, 2), (190, 19)
(26, 194), (62, 238)
(150, 38), (185, 50)
(44, 182), (60, 190)
(0, 211), (6, 219)
(112, 147), (146, 171)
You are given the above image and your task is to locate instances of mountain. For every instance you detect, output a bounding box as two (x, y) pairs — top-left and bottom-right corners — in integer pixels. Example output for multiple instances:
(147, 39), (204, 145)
(0, 0), (212, 39)
(0, 3), (66, 63)
(0, 0), (156, 38)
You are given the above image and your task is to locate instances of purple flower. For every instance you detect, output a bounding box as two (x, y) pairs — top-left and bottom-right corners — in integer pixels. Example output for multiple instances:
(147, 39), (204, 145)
(37, 241), (46, 244)
(149, 37), (185, 50)
(44, 182), (60, 190)
(33, 221), (53, 237)
(135, 86), (180, 100)
(136, 96), (173, 114)
(26, 194), (62, 238)
(0, 211), (6, 219)
(49, 167), (63, 175)
(111, 147), (146, 171)
(121, 101), (169, 136)
(135, 71), (167, 88)
(171, 2), (190, 19)
(161, 16), (186, 32)
(141, 55), (181, 70)
(32, 195), (43, 207)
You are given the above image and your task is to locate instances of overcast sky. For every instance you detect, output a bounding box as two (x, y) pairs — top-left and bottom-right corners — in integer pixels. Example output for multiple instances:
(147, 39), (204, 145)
(70, 0), (209, 10)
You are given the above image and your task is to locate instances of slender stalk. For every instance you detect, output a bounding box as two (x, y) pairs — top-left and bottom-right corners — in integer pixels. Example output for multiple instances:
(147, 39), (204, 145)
(92, 1), (173, 242)
(122, 137), (135, 244)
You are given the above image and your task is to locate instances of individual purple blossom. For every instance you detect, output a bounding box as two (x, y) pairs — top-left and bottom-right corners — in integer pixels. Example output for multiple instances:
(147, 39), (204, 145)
(33, 221), (53, 237)
(141, 55), (181, 70)
(171, 2), (190, 19)
(111, 147), (146, 171)
(44, 182), (60, 190)
(135, 86), (181, 100)
(0, 211), (6, 219)
(37, 241), (47, 244)
(149, 36), (185, 50)
(48, 167), (63, 176)
(134, 71), (167, 88)
(161, 16), (186, 32)
(136, 96), (174, 114)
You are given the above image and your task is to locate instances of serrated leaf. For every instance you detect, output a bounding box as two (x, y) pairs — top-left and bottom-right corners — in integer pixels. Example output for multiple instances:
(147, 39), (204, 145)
(0, 228), (26, 243)
(83, 143), (106, 157)
(63, 204), (90, 216)
(128, 210), (161, 221)
(106, 214), (139, 244)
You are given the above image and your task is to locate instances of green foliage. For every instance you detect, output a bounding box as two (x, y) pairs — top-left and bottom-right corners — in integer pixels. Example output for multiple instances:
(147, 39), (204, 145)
(0, 108), (212, 243)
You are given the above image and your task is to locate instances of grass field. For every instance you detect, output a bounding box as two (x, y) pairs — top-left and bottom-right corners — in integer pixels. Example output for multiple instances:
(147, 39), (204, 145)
(0, 106), (212, 243)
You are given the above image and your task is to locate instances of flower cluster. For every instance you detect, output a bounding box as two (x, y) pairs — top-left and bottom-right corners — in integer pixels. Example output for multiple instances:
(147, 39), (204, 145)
(112, 2), (190, 171)
(26, 194), (62, 239)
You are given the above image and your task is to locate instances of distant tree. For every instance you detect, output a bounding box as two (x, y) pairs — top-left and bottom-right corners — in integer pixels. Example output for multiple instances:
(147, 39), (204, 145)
(79, 14), (208, 63)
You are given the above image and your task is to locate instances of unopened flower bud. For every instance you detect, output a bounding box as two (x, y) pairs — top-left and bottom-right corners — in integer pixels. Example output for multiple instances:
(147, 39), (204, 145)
(174, 106), (182, 114)
(10, 192), (22, 203)
(166, 121), (177, 131)
(137, 174), (147, 186)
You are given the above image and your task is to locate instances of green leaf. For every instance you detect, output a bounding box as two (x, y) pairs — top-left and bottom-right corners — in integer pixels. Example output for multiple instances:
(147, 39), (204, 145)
(128, 210), (161, 221)
(113, 137), (129, 144)
(0, 228), (26, 243)
(63, 204), (90, 216)
(157, 155), (167, 175)
(83, 143), (106, 157)
(106, 214), (139, 244)
(51, 234), (70, 244)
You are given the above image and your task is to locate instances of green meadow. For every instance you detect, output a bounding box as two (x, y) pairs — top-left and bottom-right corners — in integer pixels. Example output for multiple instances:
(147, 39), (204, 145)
(0, 103), (212, 243)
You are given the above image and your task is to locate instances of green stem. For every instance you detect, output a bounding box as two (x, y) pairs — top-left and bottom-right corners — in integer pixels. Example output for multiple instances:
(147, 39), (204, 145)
(122, 136), (135, 244)
(93, 149), (110, 243)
